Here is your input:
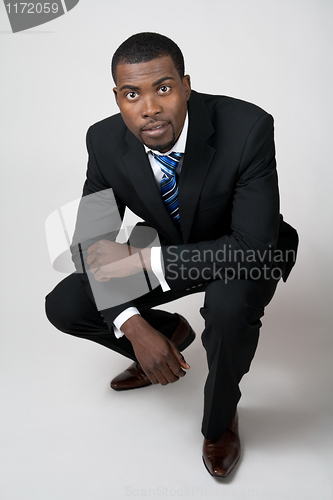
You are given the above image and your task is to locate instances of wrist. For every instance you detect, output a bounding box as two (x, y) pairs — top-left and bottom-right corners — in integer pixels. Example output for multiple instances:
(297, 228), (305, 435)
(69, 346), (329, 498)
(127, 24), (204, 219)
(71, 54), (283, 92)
(121, 314), (146, 341)
(129, 246), (152, 272)
(139, 247), (152, 271)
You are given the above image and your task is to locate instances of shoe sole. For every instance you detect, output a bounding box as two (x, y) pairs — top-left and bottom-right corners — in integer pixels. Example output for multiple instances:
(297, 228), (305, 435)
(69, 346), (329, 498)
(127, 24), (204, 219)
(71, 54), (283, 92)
(111, 380), (152, 391)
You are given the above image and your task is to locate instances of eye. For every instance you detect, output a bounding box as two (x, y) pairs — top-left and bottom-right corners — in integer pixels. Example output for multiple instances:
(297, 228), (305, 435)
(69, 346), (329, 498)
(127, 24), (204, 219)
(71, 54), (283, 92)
(158, 85), (171, 94)
(126, 92), (139, 100)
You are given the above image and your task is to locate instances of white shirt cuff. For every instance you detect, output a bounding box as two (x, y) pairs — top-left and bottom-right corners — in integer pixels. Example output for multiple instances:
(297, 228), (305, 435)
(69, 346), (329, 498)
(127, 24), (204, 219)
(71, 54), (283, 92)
(113, 307), (141, 339)
(151, 246), (170, 292)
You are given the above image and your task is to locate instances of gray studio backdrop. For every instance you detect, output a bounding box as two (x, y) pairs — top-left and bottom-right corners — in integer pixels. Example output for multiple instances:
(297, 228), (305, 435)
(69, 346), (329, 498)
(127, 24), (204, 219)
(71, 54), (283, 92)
(0, 1), (332, 499)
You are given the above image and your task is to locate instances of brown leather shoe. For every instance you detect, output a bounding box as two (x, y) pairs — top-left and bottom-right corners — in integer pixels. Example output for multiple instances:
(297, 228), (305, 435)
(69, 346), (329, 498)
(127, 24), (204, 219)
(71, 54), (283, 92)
(202, 412), (241, 477)
(110, 315), (195, 391)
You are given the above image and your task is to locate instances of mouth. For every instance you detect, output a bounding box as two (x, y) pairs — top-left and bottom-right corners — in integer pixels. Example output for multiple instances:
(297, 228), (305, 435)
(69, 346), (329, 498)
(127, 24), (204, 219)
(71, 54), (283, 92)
(141, 121), (170, 138)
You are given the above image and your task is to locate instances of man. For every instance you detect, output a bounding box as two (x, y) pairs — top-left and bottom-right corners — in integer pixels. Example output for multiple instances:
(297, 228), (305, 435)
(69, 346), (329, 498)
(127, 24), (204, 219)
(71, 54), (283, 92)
(46, 32), (298, 477)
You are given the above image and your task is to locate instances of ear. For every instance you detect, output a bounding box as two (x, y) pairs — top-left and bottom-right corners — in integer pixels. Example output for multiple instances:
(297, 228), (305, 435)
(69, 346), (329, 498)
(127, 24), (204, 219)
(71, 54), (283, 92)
(113, 87), (119, 107)
(182, 75), (191, 101)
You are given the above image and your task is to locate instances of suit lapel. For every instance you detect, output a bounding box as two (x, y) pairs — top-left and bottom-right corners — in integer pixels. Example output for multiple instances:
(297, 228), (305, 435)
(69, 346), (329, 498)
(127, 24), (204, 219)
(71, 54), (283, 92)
(122, 129), (183, 243)
(179, 91), (216, 243)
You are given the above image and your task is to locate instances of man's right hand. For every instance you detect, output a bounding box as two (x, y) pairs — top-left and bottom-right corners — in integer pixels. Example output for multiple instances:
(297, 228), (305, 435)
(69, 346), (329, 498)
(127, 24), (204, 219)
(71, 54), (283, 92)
(121, 315), (190, 385)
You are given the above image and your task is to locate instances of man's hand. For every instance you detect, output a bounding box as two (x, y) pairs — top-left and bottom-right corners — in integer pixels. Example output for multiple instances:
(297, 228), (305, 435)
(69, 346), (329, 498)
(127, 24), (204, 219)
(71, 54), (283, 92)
(86, 240), (151, 281)
(121, 315), (190, 385)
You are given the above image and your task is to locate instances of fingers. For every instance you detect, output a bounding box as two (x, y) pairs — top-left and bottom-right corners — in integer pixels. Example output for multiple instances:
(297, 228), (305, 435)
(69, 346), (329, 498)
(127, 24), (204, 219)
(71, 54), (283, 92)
(94, 272), (110, 282)
(150, 370), (170, 386)
(87, 239), (109, 254)
(87, 240), (110, 267)
(166, 353), (187, 380)
(87, 249), (100, 269)
(86, 254), (96, 267)
(175, 349), (190, 369)
(145, 371), (159, 385)
(143, 366), (170, 386)
(142, 359), (178, 385)
(148, 351), (190, 386)
(87, 242), (98, 255)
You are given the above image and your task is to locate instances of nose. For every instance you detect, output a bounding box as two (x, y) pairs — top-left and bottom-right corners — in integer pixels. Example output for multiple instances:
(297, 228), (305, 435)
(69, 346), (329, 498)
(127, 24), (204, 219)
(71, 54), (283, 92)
(141, 95), (162, 118)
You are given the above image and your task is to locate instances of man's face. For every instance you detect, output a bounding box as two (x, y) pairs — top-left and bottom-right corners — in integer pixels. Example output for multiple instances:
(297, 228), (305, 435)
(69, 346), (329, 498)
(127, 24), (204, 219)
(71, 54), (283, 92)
(113, 56), (191, 153)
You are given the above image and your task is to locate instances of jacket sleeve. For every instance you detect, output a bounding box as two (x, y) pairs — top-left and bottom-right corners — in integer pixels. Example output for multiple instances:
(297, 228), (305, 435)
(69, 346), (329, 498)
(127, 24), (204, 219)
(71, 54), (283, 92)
(161, 113), (283, 290)
(70, 127), (139, 329)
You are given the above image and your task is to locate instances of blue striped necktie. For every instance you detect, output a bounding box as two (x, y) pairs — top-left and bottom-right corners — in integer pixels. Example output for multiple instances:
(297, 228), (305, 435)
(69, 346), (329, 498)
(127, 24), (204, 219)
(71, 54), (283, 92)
(151, 151), (183, 228)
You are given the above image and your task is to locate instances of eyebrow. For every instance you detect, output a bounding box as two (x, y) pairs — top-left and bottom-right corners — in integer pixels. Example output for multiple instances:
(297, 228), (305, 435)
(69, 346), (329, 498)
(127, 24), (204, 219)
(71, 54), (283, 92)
(118, 84), (140, 92)
(118, 76), (175, 92)
(152, 76), (175, 86)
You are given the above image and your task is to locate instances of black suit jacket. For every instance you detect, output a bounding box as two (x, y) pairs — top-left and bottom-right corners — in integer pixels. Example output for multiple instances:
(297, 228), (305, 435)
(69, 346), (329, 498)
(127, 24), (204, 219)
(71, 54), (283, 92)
(75, 90), (298, 323)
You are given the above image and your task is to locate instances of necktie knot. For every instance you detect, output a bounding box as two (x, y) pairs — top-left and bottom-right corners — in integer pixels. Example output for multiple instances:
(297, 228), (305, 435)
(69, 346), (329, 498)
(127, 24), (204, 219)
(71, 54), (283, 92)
(150, 151), (183, 176)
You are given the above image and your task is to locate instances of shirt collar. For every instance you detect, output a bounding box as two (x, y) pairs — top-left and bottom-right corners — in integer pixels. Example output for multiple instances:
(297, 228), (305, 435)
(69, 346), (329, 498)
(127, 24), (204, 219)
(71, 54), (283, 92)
(144, 112), (188, 156)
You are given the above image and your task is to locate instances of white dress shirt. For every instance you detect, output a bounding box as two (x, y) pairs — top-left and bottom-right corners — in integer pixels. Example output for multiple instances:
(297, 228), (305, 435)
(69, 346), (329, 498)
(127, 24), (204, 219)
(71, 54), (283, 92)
(113, 113), (189, 338)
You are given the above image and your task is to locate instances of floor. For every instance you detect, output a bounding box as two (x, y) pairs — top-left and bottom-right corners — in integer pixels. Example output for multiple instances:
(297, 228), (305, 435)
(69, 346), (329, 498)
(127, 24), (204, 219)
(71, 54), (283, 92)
(1, 285), (332, 500)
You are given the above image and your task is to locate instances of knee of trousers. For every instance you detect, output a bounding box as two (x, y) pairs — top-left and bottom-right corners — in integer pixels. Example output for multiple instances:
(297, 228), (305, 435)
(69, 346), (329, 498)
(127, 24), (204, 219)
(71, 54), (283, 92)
(200, 279), (265, 340)
(45, 275), (93, 334)
(45, 289), (72, 334)
(45, 273), (109, 336)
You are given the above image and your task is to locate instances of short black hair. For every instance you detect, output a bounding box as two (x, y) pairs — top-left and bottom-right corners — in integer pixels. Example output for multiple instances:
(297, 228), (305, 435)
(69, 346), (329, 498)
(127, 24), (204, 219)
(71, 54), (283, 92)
(111, 32), (185, 84)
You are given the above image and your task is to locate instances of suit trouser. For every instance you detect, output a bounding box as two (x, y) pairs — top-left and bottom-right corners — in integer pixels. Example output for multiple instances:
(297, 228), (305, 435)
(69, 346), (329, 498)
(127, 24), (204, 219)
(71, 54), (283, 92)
(45, 272), (278, 439)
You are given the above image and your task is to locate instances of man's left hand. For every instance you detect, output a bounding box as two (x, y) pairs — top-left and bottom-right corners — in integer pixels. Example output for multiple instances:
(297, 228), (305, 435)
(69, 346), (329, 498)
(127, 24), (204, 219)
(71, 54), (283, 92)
(87, 240), (151, 281)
